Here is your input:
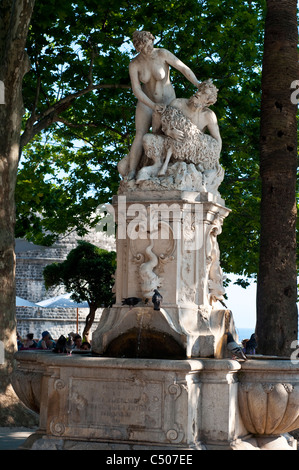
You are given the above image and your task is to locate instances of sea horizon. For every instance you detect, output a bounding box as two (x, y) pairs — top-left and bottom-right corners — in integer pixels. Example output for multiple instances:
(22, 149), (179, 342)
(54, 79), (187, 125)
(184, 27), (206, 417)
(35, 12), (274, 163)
(236, 327), (255, 341)
(236, 326), (299, 343)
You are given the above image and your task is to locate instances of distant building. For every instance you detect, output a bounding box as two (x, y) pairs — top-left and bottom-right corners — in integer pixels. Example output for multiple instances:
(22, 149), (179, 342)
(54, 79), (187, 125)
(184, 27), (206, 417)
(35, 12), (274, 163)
(15, 230), (115, 340)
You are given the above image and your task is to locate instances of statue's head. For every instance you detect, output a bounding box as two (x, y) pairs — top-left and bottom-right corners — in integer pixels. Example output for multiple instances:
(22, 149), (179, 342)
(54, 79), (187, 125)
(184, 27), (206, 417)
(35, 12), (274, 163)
(192, 79), (218, 107)
(132, 31), (155, 52)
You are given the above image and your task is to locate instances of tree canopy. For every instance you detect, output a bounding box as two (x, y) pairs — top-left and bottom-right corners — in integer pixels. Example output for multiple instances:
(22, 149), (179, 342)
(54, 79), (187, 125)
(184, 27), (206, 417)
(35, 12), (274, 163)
(44, 241), (115, 305)
(16, 0), (267, 281)
(43, 240), (116, 338)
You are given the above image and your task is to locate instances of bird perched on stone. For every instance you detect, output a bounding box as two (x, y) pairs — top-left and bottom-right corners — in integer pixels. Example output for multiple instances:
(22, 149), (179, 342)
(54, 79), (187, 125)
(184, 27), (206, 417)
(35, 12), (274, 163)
(152, 289), (163, 311)
(53, 335), (67, 353)
(66, 335), (74, 355)
(227, 333), (247, 361)
(245, 333), (257, 355)
(122, 297), (142, 308)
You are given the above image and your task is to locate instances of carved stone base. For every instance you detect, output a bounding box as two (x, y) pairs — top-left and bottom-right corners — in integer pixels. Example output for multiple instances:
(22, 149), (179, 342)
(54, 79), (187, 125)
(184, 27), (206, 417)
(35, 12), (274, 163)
(230, 434), (297, 451)
(13, 353), (246, 450)
(14, 353), (207, 450)
(119, 161), (224, 197)
(92, 305), (236, 358)
(20, 431), (297, 451)
(101, 190), (236, 358)
(22, 435), (205, 450)
(12, 352), (299, 451)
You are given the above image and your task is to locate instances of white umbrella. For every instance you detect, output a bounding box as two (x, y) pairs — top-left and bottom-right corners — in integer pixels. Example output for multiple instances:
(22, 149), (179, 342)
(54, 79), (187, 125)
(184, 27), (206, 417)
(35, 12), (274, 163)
(16, 296), (40, 307)
(36, 293), (89, 308)
(37, 293), (89, 335)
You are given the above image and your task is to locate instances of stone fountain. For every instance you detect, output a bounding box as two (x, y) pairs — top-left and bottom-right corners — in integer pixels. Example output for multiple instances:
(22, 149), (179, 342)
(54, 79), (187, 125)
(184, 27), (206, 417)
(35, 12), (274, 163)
(12, 32), (299, 450)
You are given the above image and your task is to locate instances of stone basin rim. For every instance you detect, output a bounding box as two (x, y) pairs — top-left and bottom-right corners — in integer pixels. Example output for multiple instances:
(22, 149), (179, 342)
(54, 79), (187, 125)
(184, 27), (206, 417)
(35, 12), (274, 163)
(247, 354), (295, 361)
(14, 350), (243, 372)
(240, 356), (299, 372)
(15, 351), (299, 372)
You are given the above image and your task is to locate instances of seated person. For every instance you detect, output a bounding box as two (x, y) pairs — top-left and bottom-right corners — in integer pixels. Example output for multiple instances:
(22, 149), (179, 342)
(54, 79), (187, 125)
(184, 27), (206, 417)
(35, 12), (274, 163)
(80, 341), (91, 351)
(73, 334), (82, 350)
(37, 331), (56, 350)
(22, 333), (37, 349)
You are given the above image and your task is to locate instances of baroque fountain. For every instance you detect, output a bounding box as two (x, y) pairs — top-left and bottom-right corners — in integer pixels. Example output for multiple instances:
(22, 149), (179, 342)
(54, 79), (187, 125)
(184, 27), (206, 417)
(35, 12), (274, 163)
(12, 31), (299, 450)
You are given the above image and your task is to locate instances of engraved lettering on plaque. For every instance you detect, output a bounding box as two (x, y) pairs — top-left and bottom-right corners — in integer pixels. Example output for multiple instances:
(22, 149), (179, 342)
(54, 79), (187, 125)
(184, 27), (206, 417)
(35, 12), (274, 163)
(69, 379), (163, 428)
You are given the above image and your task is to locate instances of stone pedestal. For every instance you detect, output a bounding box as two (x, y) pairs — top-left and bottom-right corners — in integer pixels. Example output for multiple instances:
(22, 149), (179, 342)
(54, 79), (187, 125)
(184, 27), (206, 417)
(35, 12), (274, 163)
(93, 190), (236, 358)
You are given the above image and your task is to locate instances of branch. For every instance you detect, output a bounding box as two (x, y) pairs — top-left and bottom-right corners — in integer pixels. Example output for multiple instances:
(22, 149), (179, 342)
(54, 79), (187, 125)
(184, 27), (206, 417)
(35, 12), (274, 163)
(56, 117), (127, 141)
(55, 126), (99, 149)
(56, 117), (97, 128)
(37, 83), (130, 122)
(20, 82), (131, 152)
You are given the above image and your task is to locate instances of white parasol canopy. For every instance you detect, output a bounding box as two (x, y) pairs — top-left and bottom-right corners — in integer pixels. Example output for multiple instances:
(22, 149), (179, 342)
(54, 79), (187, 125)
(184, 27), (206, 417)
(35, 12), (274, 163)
(36, 293), (89, 309)
(16, 296), (40, 307)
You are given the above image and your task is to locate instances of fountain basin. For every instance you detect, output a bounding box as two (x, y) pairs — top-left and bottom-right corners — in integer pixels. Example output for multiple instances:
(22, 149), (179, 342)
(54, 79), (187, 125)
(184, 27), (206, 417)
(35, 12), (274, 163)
(12, 350), (48, 413)
(11, 351), (299, 450)
(12, 351), (206, 449)
(12, 351), (245, 450)
(238, 358), (299, 442)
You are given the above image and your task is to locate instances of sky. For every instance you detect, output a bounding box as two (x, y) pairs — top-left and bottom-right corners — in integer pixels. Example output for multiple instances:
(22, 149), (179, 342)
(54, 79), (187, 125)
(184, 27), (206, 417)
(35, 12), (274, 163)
(225, 275), (299, 337)
(224, 274), (256, 330)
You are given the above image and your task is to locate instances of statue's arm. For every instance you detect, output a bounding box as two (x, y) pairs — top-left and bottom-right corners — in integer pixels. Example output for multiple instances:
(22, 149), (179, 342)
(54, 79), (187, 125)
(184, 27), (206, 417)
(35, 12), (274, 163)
(162, 49), (200, 89)
(206, 110), (222, 151)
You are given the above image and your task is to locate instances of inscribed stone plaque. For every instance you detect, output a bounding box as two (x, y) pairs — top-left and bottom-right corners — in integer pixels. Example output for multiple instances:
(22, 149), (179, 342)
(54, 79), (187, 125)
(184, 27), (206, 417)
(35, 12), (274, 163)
(69, 378), (163, 428)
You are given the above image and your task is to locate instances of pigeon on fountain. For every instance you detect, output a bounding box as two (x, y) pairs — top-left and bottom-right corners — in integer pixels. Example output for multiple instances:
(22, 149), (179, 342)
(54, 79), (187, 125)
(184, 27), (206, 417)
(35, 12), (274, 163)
(245, 333), (257, 355)
(152, 289), (163, 311)
(66, 334), (74, 355)
(227, 333), (247, 361)
(122, 297), (142, 308)
(53, 335), (67, 353)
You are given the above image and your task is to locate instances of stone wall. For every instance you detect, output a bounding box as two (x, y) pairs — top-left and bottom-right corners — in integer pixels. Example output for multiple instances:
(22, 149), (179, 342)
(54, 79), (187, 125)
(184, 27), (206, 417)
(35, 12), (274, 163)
(16, 306), (102, 342)
(16, 230), (116, 341)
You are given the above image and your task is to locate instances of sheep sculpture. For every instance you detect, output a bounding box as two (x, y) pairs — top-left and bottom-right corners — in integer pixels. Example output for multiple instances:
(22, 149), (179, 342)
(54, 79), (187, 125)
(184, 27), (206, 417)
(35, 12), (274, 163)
(158, 105), (221, 176)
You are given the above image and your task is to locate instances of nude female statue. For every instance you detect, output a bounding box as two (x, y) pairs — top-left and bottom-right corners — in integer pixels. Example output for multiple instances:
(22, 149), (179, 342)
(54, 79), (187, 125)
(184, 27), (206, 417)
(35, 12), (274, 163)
(121, 30), (201, 180)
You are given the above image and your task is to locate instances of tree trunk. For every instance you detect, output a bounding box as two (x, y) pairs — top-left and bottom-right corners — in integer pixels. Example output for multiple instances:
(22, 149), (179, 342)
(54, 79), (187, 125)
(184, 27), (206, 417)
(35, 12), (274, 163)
(256, 0), (298, 356)
(82, 305), (98, 342)
(0, 0), (37, 425)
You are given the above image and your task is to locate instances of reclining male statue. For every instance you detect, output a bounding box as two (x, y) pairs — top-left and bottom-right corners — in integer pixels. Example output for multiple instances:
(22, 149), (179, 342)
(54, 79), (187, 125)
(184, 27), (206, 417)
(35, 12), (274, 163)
(136, 79), (223, 184)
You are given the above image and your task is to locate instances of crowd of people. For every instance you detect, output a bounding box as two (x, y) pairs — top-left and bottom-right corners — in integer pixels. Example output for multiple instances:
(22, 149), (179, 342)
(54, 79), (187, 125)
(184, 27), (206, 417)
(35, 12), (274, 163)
(17, 330), (91, 352)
